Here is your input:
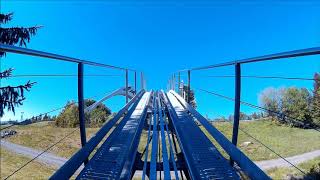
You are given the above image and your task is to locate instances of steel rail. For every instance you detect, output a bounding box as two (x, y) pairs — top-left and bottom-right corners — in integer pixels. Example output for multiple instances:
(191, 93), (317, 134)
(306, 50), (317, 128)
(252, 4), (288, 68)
(119, 92), (151, 180)
(10, 74), (122, 78)
(203, 75), (315, 81)
(158, 92), (171, 180)
(0, 44), (135, 71)
(164, 120), (179, 180)
(162, 91), (197, 180)
(176, 47), (320, 72)
(74, 90), (147, 180)
(169, 90), (270, 180)
(150, 92), (159, 180)
(160, 91), (179, 180)
(50, 90), (145, 179)
(142, 92), (155, 180)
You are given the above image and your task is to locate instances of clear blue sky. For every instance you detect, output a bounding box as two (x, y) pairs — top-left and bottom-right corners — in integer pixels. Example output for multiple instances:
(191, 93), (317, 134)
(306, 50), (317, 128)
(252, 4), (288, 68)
(1, 1), (320, 121)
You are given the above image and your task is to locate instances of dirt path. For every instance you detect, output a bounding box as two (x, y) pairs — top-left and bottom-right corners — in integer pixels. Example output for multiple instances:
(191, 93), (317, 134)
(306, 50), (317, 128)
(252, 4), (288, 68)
(1, 139), (319, 174)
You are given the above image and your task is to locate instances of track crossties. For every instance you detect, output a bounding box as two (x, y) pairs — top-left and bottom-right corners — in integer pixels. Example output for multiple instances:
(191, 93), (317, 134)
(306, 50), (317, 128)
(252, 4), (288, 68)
(77, 92), (151, 180)
(164, 92), (240, 179)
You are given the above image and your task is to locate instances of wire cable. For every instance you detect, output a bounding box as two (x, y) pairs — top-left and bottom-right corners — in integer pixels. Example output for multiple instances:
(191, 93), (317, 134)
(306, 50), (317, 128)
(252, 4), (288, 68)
(195, 88), (320, 133)
(206, 111), (307, 175)
(234, 121), (307, 175)
(2, 89), (117, 178)
(203, 75), (314, 81)
(0, 89), (114, 131)
(10, 74), (122, 78)
(4, 128), (79, 179)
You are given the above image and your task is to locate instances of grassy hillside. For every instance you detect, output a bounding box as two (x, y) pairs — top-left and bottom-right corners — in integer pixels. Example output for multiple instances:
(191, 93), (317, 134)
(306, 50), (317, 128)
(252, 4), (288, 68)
(5, 121), (99, 158)
(0, 148), (56, 179)
(1, 119), (319, 179)
(267, 157), (320, 179)
(205, 120), (320, 161)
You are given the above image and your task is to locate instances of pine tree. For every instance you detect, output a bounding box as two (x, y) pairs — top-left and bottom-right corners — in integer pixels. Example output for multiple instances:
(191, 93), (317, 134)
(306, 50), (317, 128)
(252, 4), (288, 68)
(0, 12), (41, 117)
(312, 73), (320, 126)
(183, 85), (197, 108)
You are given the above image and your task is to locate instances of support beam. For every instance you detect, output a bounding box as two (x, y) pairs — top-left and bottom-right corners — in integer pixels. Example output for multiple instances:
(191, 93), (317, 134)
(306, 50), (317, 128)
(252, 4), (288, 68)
(187, 70), (191, 103)
(77, 63), (87, 164)
(126, 69), (129, 103)
(173, 74), (176, 91)
(141, 72), (144, 90)
(134, 71), (137, 94)
(231, 63), (241, 165)
(178, 72), (181, 95)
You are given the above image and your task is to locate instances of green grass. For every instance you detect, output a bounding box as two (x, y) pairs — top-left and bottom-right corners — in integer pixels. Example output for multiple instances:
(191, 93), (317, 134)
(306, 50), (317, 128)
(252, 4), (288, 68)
(2, 119), (320, 179)
(5, 121), (99, 158)
(267, 157), (320, 179)
(0, 148), (56, 180)
(203, 120), (320, 161)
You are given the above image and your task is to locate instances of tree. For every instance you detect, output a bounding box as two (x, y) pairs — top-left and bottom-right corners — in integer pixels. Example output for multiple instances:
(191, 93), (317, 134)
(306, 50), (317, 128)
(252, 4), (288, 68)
(0, 12), (41, 117)
(55, 99), (111, 128)
(84, 99), (111, 127)
(281, 87), (312, 127)
(259, 87), (284, 120)
(259, 87), (313, 128)
(311, 73), (320, 126)
(183, 85), (197, 108)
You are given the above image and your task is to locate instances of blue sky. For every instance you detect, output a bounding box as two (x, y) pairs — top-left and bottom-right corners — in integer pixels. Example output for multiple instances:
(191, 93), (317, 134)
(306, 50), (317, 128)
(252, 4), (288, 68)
(1, 1), (320, 121)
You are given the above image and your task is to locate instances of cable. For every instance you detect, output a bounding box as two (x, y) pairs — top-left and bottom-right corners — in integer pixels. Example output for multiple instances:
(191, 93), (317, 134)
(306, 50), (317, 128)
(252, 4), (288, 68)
(0, 89), (113, 131)
(233, 121), (307, 175)
(10, 74), (122, 78)
(2, 88), (117, 178)
(207, 111), (307, 175)
(4, 128), (79, 179)
(203, 75), (314, 81)
(195, 88), (320, 133)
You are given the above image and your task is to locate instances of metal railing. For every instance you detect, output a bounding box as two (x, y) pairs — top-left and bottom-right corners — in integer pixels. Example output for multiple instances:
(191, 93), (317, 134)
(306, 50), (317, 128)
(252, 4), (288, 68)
(169, 46), (320, 166)
(0, 43), (144, 164)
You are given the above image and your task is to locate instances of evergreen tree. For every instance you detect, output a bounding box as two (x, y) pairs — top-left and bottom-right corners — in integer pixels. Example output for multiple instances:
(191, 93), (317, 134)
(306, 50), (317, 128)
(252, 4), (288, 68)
(0, 12), (41, 117)
(183, 85), (197, 108)
(312, 73), (320, 126)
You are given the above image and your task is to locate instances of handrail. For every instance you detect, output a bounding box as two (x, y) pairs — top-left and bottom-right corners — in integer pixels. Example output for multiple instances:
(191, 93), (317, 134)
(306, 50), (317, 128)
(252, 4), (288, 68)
(176, 47), (320, 72)
(0, 44), (135, 71)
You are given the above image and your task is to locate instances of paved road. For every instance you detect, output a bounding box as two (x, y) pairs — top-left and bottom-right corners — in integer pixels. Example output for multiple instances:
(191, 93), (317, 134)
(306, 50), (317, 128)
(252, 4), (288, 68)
(1, 140), (68, 167)
(1, 139), (320, 174)
(255, 149), (320, 170)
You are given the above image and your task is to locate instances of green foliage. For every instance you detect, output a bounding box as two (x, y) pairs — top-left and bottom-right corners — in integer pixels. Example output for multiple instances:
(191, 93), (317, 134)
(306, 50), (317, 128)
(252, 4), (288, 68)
(307, 162), (320, 179)
(0, 12), (40, 117)
(311, 73), (320, 126)
(281, 87), (312, 126)
(55, 100), (111, 128)
(259, 85), (318, 128)
(259, 87), (283, 119)
(55, 102), (78, 128)
(183, 85), (197, 108)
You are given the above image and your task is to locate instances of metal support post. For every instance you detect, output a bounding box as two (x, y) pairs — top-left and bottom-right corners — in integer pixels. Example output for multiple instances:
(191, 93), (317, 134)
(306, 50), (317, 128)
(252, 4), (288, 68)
(187, 70), (191, 103)
(77, 63), (87, 164)
(231, 63), (241, 165)
(125, 69), (129, 103)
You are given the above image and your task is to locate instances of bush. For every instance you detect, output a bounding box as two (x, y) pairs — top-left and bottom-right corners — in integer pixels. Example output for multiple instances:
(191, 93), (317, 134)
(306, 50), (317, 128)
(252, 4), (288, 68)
(55, 99), (111, 128)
